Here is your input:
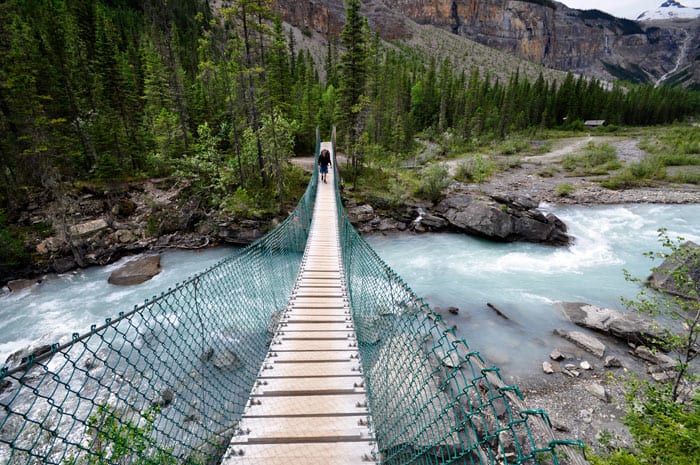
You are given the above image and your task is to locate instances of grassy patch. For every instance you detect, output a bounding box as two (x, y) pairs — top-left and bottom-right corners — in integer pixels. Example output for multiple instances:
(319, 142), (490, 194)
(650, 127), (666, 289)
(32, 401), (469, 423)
(561, 142), (621, 175)
(537, 166), (559, 178)
(600, 157), (665, 189)
(454, 155), (494, 183)
(603, 125), (700, 188)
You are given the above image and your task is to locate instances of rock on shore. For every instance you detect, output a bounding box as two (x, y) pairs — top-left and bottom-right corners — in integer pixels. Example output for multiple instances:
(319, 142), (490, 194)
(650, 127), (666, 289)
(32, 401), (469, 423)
(647, 240), (700, 300)
(347, 190), (570, 246)
(559, 302), (662, 348)
(434, 192), (570, 245)
(1, 179), (271, 286)
(108, 255), (162, 286)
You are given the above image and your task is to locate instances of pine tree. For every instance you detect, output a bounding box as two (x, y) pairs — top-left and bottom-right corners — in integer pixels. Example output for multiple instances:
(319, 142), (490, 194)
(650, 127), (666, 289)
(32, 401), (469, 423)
(336, 0), (369, 185)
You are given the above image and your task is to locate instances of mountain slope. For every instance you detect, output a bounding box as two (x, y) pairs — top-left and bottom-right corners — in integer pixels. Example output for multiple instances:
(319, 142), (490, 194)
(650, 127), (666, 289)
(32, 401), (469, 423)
(637, 0), (700, 21)
(276, 0), (700, 88)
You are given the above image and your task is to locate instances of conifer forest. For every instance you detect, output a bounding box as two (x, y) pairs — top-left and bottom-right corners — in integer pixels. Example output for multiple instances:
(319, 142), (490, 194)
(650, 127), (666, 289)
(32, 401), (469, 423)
(1, 0), (700, 240)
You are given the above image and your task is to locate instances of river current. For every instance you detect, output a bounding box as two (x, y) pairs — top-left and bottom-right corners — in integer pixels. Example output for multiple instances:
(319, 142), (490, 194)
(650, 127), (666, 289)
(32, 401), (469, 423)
(2, 204), (699, 379)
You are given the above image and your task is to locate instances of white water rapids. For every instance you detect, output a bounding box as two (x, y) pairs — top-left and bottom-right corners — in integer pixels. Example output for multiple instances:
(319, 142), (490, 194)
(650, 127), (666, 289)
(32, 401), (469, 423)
(1, 204), (700, 381)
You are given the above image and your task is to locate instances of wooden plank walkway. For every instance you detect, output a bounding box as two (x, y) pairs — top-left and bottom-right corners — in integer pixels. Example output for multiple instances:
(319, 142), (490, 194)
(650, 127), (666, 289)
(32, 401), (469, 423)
(222, 144), (377, 465)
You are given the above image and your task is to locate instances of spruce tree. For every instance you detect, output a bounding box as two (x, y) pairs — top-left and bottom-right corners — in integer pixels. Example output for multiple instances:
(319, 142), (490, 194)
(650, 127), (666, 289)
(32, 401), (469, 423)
(336, 0), (369, 184)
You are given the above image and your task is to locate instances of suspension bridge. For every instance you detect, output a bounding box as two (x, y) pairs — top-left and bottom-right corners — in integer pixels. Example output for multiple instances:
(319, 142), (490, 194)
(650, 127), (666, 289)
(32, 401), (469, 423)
(0, 132), (586, 465)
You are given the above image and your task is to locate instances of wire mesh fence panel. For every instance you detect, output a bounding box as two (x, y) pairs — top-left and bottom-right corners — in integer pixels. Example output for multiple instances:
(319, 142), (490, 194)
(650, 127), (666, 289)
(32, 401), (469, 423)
(331, 139), (586, 465)
(0, 158), (318, 465)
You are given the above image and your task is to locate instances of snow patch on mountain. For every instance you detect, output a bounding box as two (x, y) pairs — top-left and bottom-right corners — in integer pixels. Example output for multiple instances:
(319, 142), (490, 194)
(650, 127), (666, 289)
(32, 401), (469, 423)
(637, 0), (700, 20)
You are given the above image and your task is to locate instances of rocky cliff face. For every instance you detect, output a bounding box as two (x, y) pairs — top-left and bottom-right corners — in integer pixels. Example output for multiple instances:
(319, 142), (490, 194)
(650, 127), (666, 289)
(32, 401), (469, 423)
(274, 0), (700, 88)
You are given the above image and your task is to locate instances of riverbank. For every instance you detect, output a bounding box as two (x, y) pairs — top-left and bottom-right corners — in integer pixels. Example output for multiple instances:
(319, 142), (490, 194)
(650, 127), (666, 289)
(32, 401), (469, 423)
(3, 134), (699, 458)
(473, 136), (700, 206)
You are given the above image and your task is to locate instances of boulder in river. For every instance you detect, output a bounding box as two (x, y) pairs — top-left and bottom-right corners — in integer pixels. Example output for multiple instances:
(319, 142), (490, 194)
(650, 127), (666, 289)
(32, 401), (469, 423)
(433, 193), (570, 246)
(7, 279), (39, 293)
(108, 255), (161, 286)
(560, 302), (662, 348)
(647, 241), (700, 300)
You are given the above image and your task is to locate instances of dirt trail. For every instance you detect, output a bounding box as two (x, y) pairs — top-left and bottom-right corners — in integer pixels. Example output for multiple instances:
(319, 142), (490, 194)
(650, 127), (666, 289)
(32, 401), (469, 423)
(476, 135), (700, 205)
(524, 136), (593, 164)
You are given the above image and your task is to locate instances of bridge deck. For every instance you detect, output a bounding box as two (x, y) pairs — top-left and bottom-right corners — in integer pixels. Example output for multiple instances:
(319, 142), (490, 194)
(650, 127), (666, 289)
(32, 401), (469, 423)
(222, 144), (377, 465)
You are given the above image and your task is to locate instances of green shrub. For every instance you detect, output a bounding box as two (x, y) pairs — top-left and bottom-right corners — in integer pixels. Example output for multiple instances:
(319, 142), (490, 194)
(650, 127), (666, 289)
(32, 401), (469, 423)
(639, 126), (700, 161)
(0, 210), (29, 267)
(222, 187), (260, 217)
(496, 138), (530, 155)
(591, 381), (700, 465)
(497, 156), (522, 170)
(532, 141), (553, 155)
(657, 152), (700, 166)
(455, 154), (494, 183)
(415, 163), (451, 202)
(65, 406), (183, 465)
(555, 182), (575, 196)
(629, 158), (665, 179)
(668, 170), (700, 185)
(537, 166), (558, 178)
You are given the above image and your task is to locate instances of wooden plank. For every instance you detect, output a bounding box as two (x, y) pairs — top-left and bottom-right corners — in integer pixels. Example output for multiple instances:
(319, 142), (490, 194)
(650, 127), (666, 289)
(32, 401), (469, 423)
(297, 280), (342, 287)
(285, 308), (348, 315)
(259, 361), (360, 378)
(250, 376), (365, 395)
(300, 272), (342, 279)
(242, 393), (369, 417)
(232, 416), (371, 443)
(221, 442), (375, 465)
(294, 288), (343, 296)
(270, 351), (358, 362)
(274, 339), (357, 351)
(279, 332), (354, 340)
(281, 322), (352, 332)
(282, 313), (350, 320)
(291, 301), (345, 309)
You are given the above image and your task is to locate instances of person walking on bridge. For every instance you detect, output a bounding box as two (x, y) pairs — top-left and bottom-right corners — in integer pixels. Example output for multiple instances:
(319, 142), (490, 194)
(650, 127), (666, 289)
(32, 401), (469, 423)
(319, 149), (332, 183)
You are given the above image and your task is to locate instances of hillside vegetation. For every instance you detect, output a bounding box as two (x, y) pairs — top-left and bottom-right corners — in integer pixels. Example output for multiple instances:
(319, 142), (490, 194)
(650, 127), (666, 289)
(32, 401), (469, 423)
(1, 0), (700, 272)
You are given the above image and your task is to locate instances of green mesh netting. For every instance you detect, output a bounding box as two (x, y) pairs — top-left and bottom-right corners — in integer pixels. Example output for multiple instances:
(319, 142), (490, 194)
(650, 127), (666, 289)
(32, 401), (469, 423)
(0, 139), (320, 465)
(331, 138), (585, 465)
(0, 130), (585, 465)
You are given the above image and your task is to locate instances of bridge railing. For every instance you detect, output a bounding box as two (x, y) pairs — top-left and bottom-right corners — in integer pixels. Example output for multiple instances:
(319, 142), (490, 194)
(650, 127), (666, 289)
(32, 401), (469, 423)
(0, 138), (321, 465)
(331, 134), (587, 465)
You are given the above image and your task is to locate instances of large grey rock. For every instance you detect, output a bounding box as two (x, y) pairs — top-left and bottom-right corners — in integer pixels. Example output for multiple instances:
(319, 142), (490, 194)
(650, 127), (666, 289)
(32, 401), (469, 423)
(553, 329), (606, 358)
(36, 237), (62, 254)
(52, 257), (77, 274)
(542, 361), (554, 374)
(585, 383), (610, 403)
(347, 204), (375, 223)
(69, 218), (109, 237)
(634, 346), (677, 368)
(108, 255), (161, 286)
(110, 229), (137, 244)
(560, 302), (660, 347)
(434, 193), (570, 245)
(217, 219), (264, 245)
(211, 348), (242, 371)
(647, 241), (700, 300)
(412, 208), (449, 231)
(7, 279), (38, 292)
